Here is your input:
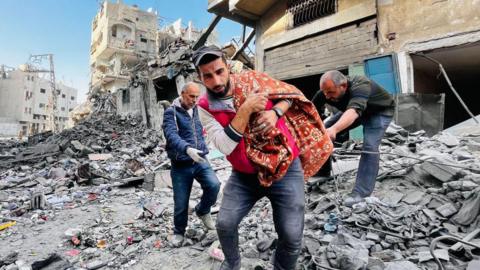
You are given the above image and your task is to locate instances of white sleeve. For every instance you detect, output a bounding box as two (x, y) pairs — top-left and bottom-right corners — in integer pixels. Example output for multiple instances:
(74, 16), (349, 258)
(198, 106), (241, 155)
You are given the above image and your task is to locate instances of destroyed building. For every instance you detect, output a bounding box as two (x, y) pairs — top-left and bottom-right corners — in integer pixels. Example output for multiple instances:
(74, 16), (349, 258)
(0, 65), (78, 137)
(208, 0), (480, 136)
(87, 1), (227, 132)
(89, 0), (157, 112)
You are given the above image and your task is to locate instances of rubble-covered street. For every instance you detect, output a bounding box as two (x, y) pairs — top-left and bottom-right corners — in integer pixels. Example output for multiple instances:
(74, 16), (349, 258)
(2, 105), (480, 270)
(2, 0), (480, 270)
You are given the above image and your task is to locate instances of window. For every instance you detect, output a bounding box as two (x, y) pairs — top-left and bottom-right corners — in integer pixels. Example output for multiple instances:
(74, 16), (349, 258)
(62, 94), (66, 98)
(61, 107), (65, 111)
(69, 108), (73, 112)
(140, 37), (147, 43)
(40, 88), (46, 94)
(56, 90), (61, 95)
(28, 108), (32, 114)
(24, 107), (28, 113)
(287, 0), (337, 28)
(39, 103), (45, 108)
(112, 25), (117, 37)
(122, 88), (130, 104)
(71, 96), (75, 101)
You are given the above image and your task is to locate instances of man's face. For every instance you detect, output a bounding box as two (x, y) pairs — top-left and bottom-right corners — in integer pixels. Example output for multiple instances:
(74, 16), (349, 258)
(321, 79), (347, 102)
(197, 57), (230, 98)
(181, 86), (200, 110)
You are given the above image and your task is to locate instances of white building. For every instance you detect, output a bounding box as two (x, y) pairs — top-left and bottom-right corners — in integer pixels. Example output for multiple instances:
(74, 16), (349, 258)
(0, 65), (78, 137)
(90, 0), (158, 94)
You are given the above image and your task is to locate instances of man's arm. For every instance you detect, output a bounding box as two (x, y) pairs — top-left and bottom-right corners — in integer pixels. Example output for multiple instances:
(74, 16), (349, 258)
(198, 107), (241, 155)
(162, 108), (190, 153)
(198, 91), (267, 155)
(327, 108), (359, 140)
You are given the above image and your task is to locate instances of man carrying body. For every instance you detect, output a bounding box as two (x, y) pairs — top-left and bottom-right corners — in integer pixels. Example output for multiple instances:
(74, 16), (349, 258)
(162, 82), (220, 247)
(193, 45), (332, 270)
(312, 70), (395, 207)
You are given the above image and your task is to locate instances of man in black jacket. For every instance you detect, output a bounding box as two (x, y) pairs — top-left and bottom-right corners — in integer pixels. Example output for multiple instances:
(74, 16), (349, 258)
(162, 82), (220, 247)
(312, 70), (394, 207)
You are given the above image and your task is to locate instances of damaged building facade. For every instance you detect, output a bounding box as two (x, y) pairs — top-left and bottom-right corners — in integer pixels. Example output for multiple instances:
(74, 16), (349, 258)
(208, 0), (480, 135)
(89, 0), (158, 123)
(89, 1), (222, 131)
(0, 65), (78, 137)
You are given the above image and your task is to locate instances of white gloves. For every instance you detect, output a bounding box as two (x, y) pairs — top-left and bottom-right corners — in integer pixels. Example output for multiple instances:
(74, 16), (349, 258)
(186, 147), (206, 163)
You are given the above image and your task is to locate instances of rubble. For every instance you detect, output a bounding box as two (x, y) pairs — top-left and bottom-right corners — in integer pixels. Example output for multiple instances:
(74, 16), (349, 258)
(2, 110), (480, 269)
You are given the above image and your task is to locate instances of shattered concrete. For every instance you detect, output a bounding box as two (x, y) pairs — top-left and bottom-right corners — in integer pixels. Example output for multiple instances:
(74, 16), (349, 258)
(2, 116), (480, 269)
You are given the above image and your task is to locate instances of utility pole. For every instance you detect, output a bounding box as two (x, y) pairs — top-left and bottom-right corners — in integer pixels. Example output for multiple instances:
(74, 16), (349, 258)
(27, 54), (58, 132)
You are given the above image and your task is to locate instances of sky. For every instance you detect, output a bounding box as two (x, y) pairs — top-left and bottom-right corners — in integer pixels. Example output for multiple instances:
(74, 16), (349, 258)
(0, 0), (246, 103)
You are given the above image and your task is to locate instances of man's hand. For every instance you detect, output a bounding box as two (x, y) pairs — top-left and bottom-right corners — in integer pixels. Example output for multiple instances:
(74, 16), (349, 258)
(326, 127), (337, 141)
(239, 91), (268, 115)
(252, 110), (277, 133)
(186, 147), (206, 163)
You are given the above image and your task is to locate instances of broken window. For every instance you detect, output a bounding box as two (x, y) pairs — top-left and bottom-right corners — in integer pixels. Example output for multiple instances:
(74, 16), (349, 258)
(122, 88), (130, 104)
(40, 88), (46, 94)
(39, 103), (45, 108)
(287, 0), (337, 28)
(112, 25), (117, 37)
(62, 94), (66, 98)
(56, 90), (61, 95)
(71, 96), (75, 101)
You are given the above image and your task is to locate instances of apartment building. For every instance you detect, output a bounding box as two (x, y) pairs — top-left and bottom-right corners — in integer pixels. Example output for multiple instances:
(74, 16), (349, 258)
(0, 66), (78, 137)
(89, 0), (158, 94)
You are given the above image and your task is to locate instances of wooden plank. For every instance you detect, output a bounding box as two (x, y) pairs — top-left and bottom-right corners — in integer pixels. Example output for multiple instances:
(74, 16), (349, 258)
(449, 228), (480, 252)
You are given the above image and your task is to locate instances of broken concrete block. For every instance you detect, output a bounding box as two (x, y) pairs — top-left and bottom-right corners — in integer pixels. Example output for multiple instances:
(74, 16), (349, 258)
(435, 203), (457, 217)
(385, 261), (420, 270)
(385, 235), (404, 244)
(402, 190), (425, 204)
(437, 132), (459, 147)
(367, 257), (385, 270)
(444, 180), (478, 191)
(420, 161), (460, 182)
(452, 188), (480, 225)
(366, 232), (380, 242)
(48, 167), (66, 179)
(143, 202), (165, 218)
(85, 260), (107, 270)
(70, 140), (84, 151)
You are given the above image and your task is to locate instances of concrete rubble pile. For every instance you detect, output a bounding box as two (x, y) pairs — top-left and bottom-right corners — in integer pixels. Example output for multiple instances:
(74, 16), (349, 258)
(294, 123), (480, 270)
(1, 117), (480, 270)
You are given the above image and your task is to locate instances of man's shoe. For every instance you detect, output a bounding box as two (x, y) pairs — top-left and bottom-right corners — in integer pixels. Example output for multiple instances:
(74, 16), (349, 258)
(219, 260), (241, 270)
(171, 234), (184, 247)
(198, 213), (216, 230)
(343, 193), (365, 207)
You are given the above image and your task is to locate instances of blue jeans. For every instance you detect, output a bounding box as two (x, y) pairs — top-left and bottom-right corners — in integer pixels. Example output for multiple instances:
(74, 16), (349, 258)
(325, 112), (393, 197)
(216, 158), (305, 270)
(171, 161), (220, 235)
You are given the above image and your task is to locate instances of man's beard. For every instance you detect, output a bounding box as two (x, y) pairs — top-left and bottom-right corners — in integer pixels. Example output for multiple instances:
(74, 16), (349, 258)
(209, 80), (230, 98)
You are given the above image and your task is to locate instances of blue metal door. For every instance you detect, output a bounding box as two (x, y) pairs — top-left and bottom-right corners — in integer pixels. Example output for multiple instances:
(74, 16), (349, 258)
(364, 55), (399, 94)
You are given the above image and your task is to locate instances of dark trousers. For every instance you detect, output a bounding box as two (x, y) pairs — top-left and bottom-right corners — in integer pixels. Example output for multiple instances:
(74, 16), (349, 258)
(325, 112), (393, 197)
(217, 158), (305, 270)
(171, 161), (220, 235)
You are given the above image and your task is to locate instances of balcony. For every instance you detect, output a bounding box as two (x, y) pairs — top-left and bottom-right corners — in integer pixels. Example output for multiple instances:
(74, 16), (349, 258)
(208, 0), (277, 26)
